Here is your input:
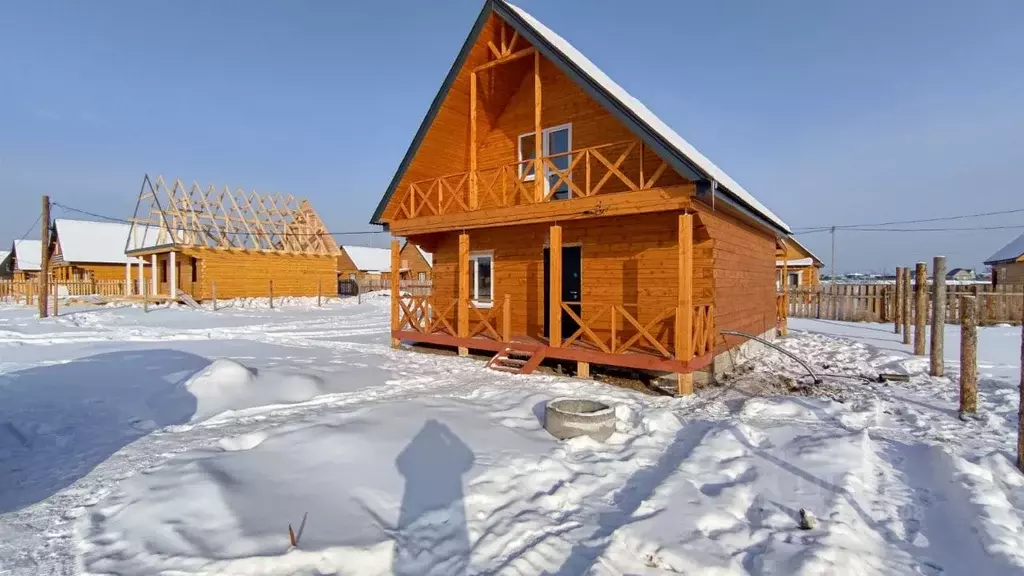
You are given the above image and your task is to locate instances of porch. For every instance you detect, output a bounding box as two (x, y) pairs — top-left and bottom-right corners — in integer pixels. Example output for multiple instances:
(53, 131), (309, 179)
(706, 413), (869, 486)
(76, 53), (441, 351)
(388, 213), (715, 394)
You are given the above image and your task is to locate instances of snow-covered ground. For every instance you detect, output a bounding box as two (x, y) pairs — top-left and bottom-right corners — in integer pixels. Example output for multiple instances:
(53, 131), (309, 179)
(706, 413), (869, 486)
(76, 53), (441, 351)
(0, 298), (1021, 575)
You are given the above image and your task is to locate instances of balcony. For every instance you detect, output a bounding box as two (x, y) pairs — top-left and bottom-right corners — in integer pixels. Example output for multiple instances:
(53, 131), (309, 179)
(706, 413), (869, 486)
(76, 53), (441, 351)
(393, 139), (688, 221)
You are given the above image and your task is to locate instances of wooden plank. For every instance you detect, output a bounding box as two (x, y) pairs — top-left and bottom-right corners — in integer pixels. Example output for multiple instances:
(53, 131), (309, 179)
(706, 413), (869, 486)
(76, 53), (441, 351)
(473, 46), (535, 72)
(470, 72), (478, 210)
(780, 239), (789, 336)
(534, 49), (543, 203)
(390, 240), (400, 348)
(549, 224), (562, 347)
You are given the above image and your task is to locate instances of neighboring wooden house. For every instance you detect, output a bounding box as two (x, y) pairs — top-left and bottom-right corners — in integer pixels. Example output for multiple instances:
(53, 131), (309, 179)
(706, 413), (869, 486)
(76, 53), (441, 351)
(337, 245), (392, 282)
(399, 241), (433, 281)
(776, 236), (824, 289)
(10, 239), (42, 281)
(370, 0), (793, 393)
(50, 219), (150, 282)
(984, 232), (1024, 286)
(125, 175), (339, 300)
(946, 268), (975, 282)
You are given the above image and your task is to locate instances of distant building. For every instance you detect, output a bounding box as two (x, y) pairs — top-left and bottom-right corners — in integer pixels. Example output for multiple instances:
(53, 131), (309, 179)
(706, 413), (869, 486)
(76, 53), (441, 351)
(983, 232), (1024, 286)
(399, 241), (432, 281)
(945, 268), (975, 282)
(10, 239), (42, 281)
(0, 249), (10, 278)
(776, 236), (824, 289)
(337, 245), (392, 283)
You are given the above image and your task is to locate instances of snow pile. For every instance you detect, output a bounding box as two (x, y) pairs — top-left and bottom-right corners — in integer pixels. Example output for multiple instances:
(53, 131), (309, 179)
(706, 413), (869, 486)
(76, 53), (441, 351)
(184, 358), (333, 422)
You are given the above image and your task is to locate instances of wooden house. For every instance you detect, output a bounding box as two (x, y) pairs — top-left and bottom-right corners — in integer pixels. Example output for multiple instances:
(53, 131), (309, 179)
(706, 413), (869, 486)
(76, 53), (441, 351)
(50, 219), (149, 283)
(125, 175), (339, 301)
(399, 241), (433, 281)
(945, 268), (975, 282)
(984, 232), (1024, 286)
(370, 0), (793, 393)
(337, 245), (393, 283)
(776, 236), (824, 289)
(10, 239), (42, 281)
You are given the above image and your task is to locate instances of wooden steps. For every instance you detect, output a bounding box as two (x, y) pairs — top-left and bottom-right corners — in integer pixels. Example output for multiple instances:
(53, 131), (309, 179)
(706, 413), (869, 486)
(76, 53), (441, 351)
(176, 291), (202, 310)
(486, 345), (545, 375)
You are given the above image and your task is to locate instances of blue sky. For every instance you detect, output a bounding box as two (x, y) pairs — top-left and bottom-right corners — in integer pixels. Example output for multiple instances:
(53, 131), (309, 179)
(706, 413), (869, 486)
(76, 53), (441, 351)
(1, 0), (1022, 272)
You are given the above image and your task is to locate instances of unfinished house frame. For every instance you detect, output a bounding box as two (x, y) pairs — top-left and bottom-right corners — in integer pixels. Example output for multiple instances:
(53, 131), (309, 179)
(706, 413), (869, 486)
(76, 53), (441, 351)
(125, 175), (340, 300)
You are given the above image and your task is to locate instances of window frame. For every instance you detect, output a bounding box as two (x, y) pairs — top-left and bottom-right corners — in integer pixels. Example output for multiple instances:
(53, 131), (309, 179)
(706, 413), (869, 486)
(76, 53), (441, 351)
(469, 250), (494, 308)
(788, 271), (801, 287)
(517, 123), (573, 197)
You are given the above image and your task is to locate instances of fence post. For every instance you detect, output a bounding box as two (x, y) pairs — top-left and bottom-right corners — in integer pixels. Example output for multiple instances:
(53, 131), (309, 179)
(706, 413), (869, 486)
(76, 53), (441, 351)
(143, 281), (149, 313)
(269, 280), (274, 309)
(52, 281), (58, 317)
(902, 268), (911, 344)
(317, 278), (322, 307)
(212, 281), (217, 311)
(894, 267), (903, 333)
(914, 262), (927, 355)
(931, 256), (946, 376)
(960, 295), (977, 417)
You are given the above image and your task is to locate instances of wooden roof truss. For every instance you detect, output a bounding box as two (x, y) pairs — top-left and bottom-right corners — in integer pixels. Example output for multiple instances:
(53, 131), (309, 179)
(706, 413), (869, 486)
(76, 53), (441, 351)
(127, 175), (339, 255)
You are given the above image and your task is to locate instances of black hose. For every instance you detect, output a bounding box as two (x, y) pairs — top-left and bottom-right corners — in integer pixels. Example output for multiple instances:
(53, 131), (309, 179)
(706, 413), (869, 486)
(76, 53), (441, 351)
(719, 329), (822, 384)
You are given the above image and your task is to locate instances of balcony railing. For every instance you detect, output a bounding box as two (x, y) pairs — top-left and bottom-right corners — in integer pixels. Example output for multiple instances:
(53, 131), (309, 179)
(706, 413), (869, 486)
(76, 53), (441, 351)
(395, 139), (682, 220)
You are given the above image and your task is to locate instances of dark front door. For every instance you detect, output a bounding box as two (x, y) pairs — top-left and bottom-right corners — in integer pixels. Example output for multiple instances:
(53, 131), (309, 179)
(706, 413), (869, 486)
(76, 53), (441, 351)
(543, 245), (582, 341)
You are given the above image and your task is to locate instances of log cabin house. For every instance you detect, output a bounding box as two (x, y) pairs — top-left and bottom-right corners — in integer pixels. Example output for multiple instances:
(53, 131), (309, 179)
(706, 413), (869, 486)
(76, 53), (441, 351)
(10, 239), (42, 281)
(0, 250), (11, 279)
(125, 175), (339, 301)
(50, 219), (149, 283)
(776, 236), (823, 289)
(371, 0), (793, 393)
(399, 241), (433, 281)
(337, 245), (393, 283)
(984, 231), (1024, 286)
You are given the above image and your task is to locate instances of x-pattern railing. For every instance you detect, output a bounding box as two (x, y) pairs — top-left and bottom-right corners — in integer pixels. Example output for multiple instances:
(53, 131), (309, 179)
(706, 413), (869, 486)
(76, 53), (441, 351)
(395, 139), (671, 219)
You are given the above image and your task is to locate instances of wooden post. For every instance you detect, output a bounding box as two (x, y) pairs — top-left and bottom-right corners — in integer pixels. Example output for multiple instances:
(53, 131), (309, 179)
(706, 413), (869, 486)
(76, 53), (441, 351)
(52, 280), (58, 317)
(391, 239), (400, 349)
(458, 233), (470, 356)
(317, 278), (322, 307)
(269, 280), (274, 309)
(577, 361), (590, 379)
(39, 195), (50, 318)
(212, 281), (217, 311)
(894, 267), (902, 333)
(780, 240), (789, 337)
(502, 293), (511, 342)
(534, 49), (543, 203)
(959, 295), (977, 416)
(915, 262), (927, 355)
(931, 256), (946, 376)
(902, 267), (912, 345)
(143, 281), (149, 313)
(469, 72), (478, 210)
(676, 213), (694, 395)
(549, 225), (562, 347)
(169, 250), (178, 298)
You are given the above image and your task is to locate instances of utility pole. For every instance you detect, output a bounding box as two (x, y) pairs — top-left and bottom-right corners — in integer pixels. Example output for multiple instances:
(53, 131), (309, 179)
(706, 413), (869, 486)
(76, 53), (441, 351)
(830, 226), (836, 282)
(39, 195), (51, 318)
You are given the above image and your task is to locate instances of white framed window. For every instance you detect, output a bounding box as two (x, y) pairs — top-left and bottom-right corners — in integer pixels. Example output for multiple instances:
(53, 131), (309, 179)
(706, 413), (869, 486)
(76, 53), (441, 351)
(469, 251), (494, 307)
(518, 124), (573, 199)
(417, 271), (426, 281)
(788, 272), (801, 286)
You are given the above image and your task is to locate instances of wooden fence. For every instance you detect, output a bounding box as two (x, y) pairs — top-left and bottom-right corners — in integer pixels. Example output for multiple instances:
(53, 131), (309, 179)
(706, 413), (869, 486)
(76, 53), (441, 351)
(0, 279), (128, 303)
(783, 283), (1024, 325)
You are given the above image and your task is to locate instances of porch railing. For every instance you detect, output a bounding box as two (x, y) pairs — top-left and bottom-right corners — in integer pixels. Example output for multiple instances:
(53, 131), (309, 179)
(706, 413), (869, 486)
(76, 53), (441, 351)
(559, 302), (716, 359)
(394, 138), (680, 219)
(397, 295), (457, 336)
(1, 279), (128, 302)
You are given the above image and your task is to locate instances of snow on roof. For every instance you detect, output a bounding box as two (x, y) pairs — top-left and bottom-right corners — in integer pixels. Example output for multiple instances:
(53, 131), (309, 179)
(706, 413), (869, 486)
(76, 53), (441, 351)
(54, 219), (136, 264)
(343, 245), (392, 272)
(783, 236), (824, 266)
(416, 245), (433, 267)
(776, 258), (815, 267)
(984, 231), (1024, 265)
(503, 1), (790, 233)
(13, 239), (42, 271)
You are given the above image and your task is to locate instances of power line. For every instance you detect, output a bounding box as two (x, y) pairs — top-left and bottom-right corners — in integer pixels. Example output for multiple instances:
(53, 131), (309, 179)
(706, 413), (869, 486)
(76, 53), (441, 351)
(791, 207), (1024, 234)
(51, 202), (390, 237)
(15, 212), (43, 242)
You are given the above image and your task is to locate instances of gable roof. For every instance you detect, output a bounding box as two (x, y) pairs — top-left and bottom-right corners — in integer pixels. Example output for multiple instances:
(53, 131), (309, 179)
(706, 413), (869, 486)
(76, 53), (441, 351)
(781, 236), (824, 267)
(12, 239), (42, 271)
(416, 245), (433, 267)
(984, 231), (1024, 265)
(946, 268), (974, 278)
(54, 219), (136, 264)
(371, 0), (790, 235)
(342, 245), (392, 273)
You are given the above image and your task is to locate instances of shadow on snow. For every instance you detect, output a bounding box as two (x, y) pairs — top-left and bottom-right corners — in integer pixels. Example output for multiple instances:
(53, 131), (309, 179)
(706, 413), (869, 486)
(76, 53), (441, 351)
(0, 349), (208, 514)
